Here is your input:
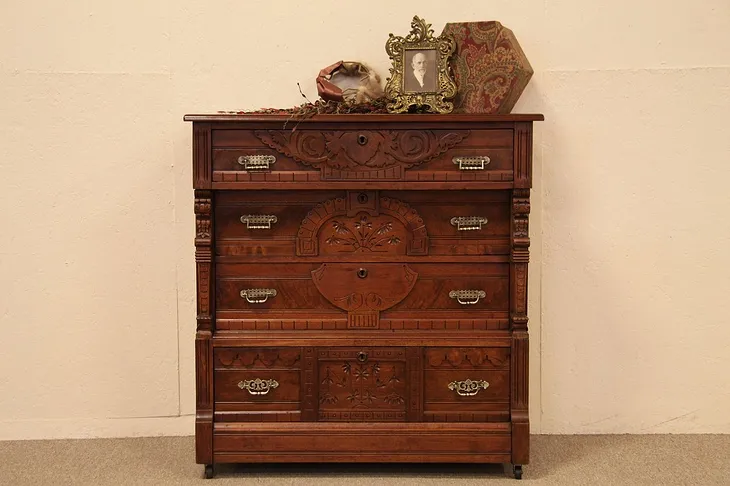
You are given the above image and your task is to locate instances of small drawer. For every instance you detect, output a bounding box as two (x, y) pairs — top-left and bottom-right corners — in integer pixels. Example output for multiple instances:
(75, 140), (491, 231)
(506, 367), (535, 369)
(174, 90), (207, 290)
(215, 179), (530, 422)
(214, 347), (303, 422)
(423, 347), (510, 422)
(215, 370), (300, 403)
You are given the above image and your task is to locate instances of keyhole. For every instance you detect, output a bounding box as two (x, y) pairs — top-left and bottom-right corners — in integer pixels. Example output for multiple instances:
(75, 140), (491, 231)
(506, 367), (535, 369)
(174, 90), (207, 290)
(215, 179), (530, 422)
(357, 351), (368, 363)
(357, 268), (368, 279)
(357, 134), (368, 145)
(357, 193), (368, 204)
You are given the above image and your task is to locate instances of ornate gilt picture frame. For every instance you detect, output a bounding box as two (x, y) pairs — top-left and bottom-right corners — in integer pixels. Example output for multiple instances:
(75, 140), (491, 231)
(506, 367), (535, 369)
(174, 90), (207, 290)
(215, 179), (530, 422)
(384, 16), (458, 114)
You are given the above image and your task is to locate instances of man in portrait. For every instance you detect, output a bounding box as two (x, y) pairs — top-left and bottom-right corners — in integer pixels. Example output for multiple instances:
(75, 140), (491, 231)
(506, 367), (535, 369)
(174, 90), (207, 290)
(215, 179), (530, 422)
(405, 50), (437, 93)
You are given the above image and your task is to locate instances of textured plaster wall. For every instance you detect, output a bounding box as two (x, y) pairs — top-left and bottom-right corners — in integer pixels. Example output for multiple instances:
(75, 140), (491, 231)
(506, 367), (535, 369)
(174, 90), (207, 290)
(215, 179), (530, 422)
(0, 0), (728, 439)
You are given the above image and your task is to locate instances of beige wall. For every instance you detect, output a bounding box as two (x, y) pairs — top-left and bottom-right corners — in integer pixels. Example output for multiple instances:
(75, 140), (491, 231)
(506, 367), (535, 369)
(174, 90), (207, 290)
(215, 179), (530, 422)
(1, 0), (728, 439)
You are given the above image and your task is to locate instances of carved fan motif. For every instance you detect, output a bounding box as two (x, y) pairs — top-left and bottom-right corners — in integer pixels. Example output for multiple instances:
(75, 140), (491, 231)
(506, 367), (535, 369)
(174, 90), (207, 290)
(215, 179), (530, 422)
(297, 195), (428, 257)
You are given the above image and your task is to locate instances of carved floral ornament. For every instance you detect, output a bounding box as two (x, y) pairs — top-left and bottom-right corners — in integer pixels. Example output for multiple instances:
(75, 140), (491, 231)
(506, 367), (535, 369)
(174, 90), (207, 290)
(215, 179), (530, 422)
(296, 195), (428, 257)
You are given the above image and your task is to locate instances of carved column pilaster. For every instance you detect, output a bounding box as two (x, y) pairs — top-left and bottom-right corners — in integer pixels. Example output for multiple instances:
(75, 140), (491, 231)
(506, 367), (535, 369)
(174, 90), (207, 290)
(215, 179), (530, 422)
(195, 191), (213, 333)
(194, 189), (214, 465)
(511, 187), (530, 465)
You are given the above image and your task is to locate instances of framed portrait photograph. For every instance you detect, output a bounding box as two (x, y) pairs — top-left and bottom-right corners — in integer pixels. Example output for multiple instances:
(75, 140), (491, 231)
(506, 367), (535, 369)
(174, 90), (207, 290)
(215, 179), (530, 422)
(404, 48), (438, 93)
(384, 16), (457, 114)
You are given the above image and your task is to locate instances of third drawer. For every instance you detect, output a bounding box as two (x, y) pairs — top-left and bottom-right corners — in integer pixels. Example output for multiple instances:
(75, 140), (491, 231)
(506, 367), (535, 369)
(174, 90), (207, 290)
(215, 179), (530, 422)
(216, 262), (510, 319)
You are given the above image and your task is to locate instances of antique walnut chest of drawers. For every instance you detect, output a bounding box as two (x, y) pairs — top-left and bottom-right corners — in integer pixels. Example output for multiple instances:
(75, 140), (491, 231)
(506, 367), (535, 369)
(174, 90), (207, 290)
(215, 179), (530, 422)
(184, 113), (542, 479)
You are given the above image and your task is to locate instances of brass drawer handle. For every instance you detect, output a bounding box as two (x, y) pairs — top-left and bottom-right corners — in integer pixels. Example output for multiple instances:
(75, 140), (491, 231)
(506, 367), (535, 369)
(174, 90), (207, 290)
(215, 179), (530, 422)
(450, 216), (488, 231)
(449, 290), (486, 305)
(237, 154), (276, 170)
(238, 378), (279, 395)
(448, 379), (490, 397)
(240, 288), (277, 304)
(240, 214), (278, 229)
(453, 156), (490, 170)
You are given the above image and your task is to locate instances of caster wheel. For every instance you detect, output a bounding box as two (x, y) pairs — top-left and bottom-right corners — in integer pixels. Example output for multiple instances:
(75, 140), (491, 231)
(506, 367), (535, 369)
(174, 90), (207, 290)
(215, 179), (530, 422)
(204, 464), (214, 479)
(513, 464), (523, 480)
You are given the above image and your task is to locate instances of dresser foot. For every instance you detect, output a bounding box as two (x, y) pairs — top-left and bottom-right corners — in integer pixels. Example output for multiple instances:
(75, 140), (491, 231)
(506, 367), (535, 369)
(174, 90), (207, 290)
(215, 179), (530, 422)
(512, 464), (523, 480)
(204, 464), (214, 479)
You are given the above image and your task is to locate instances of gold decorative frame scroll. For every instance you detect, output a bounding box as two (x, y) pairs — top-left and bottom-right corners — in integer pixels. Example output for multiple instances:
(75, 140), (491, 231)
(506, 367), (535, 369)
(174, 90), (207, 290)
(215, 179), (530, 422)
(384, 16), (457, 114)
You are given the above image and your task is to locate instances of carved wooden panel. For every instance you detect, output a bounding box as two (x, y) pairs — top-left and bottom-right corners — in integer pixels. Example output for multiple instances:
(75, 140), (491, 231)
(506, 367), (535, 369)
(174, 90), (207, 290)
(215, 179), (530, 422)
(514, 122), (533, 188)
(511, 188), (530, 330)
(194, 191), (213, 332)
(214, 348), (302, 369)
(215, 317), (510, 332)
(193, 124), (211, 189)
(311, 263), (418, 329)
(425, 348), (510, 369)
(297, 193), (428, 256)
(255, 129), (469, 180)
(301, 347), (317, 421)
(317, 348), (407, 421)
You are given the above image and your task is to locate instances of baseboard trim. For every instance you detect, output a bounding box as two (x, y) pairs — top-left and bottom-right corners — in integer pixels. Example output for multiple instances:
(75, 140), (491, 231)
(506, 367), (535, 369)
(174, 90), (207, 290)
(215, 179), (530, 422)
(0, 415), (195, 441)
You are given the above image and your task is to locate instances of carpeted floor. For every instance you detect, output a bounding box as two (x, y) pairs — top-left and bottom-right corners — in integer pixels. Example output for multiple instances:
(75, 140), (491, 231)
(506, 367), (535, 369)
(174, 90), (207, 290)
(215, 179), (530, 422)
(1, 435), (728, 485)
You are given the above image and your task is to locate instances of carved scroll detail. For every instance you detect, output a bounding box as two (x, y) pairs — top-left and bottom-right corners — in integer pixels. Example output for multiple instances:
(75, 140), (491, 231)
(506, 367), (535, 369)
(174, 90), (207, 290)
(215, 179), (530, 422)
(255, 129), (468, 180)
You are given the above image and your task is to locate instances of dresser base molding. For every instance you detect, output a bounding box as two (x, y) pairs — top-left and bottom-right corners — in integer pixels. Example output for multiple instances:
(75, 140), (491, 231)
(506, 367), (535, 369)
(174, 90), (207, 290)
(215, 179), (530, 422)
(213, 422), (511, 463)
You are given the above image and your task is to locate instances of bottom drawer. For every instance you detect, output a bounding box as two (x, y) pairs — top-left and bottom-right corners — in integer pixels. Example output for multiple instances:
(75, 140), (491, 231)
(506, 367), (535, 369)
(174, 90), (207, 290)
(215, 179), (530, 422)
(211, 345), (511, 423)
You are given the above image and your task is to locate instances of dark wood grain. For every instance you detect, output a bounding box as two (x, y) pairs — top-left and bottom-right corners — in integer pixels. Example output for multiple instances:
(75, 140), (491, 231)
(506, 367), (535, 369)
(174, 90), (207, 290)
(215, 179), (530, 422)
(187, 113), (539, 475)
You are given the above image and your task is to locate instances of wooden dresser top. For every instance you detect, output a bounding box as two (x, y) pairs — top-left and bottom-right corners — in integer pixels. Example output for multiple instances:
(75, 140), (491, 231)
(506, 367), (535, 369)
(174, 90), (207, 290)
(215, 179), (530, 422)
(184, 113), (544, 123)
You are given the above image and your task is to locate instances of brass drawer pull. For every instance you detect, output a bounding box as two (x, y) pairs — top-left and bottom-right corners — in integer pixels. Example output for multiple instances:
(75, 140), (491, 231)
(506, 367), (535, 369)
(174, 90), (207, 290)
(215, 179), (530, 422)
(453, 156), (490, 170)
(449, 290), (486, 305)
(448, 379), (490, 397)
(237, 154), (276, 170)
(240, 214), (278, 229)
(238, 378), (279, 396)
(450, 216), (488, 231)
(240, 288), (277, 304)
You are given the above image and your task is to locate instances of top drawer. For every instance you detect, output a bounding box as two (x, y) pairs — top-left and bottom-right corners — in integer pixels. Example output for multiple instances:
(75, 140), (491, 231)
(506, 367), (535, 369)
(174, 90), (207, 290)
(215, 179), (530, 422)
(211, 128), (513, 184)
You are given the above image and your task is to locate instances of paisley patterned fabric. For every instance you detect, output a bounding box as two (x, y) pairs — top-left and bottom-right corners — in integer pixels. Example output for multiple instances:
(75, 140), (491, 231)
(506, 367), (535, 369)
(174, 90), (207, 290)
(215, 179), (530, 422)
(441, 21), (533, 114)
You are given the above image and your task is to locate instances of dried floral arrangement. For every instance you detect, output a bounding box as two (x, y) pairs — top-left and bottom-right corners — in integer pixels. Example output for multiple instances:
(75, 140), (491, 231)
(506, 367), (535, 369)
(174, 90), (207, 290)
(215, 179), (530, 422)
(217, 84), (432, 119)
